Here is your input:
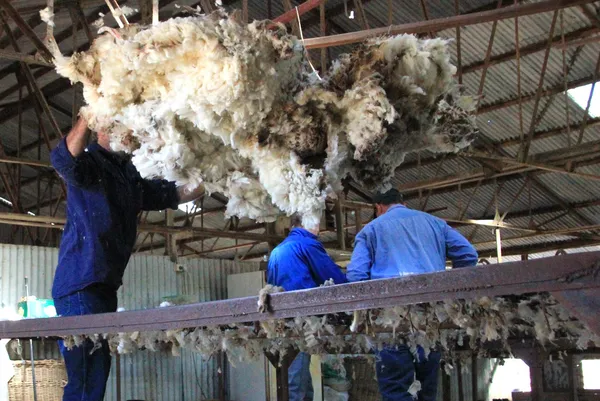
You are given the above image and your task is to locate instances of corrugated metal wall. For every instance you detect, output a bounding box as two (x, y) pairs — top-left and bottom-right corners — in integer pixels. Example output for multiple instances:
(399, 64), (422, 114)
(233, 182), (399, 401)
(0, 244), (60, 360)
(106, 256), (262, 401)
(0, 244), (261, 401)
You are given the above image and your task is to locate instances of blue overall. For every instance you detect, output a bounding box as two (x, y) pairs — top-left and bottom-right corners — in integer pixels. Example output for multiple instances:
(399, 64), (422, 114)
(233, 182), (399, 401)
(51, 138), (179, 401)
(346, 205), (478, 400)
(267, 228), (348, 401)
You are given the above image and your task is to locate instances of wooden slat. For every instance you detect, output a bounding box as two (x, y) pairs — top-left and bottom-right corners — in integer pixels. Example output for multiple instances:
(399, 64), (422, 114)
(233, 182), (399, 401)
(303, 0), (596, 49)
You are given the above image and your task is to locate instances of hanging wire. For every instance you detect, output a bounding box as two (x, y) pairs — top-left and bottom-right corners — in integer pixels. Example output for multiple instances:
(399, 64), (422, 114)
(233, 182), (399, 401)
(295, 6), (322, 80)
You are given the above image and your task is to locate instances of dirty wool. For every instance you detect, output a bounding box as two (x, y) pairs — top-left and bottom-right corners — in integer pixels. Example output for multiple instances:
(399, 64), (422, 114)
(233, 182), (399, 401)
(62, 294), (598, 366)
(49, 10), (477, 228)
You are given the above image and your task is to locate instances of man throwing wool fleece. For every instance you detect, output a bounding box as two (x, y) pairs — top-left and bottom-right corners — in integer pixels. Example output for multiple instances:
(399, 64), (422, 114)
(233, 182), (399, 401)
(51, 117), (205, 401)
(267, 215), (348, 401)
(346, 189), (478, 401)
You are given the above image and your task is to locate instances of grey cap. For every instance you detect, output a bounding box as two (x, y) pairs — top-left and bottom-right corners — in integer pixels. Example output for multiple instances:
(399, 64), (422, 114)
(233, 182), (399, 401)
(373, 188), (404, 205)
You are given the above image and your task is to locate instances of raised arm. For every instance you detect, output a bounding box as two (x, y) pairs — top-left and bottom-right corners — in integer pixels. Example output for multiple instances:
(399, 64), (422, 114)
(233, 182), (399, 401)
(51, 117), (99, 188)
(65, 117), (90, 157)
(445, 224), (478, 268)
(139, 179), (206, 211)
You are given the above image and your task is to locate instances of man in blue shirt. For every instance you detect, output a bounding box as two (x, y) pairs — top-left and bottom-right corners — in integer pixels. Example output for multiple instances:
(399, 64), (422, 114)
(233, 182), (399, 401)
(346, 189), (478, 401)
(51, 117), (204, 401)
(267, 215), (347, 401)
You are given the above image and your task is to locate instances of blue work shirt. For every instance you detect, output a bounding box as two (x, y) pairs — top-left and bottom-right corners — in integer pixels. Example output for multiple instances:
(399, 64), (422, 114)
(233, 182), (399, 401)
(346, 205), (478, 282)
(51, 138), (180, 299)
(267, 228), (347, 291)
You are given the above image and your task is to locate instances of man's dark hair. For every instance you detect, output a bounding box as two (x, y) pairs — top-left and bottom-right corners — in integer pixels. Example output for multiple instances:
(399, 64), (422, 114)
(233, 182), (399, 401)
(290, 214), (303, 228)
(372, 188), (404, 205)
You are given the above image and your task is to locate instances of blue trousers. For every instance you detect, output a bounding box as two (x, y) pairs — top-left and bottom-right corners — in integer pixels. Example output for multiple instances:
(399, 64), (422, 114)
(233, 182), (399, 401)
(376, 345), (441, 401)
(288, 352), (313, 401)
(54, 285), (117, 401)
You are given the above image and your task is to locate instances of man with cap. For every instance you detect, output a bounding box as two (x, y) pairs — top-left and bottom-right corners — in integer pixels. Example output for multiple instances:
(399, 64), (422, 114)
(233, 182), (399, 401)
(346, 188), (478, 401)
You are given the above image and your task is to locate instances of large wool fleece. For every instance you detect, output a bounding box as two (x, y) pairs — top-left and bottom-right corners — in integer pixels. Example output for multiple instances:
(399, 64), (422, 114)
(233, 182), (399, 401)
(50, 10), (477, 228)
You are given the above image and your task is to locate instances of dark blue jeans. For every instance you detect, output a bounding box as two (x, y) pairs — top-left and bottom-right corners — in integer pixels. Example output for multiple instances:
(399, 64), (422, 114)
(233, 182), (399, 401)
(288, 352), (313, 401)
(376, 345), (441, 401)
(54, 284), (117, 401)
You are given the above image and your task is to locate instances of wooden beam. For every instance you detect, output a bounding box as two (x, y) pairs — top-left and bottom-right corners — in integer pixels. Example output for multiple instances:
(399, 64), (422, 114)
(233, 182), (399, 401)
(462, 26), (600, 74)
(477, 75), (596, 114)
(0, 156), (52, 168)
(477, 237), (600, 257)
(302, 0), (597, 49)
(335, 197), (345, 251)
(270, 0), (324, 26)
(0, 13), (64, 142)
(0, 0), (54, 62)
(281, 0), (300, 37)
(68, 2), (94, 43)
(498, 118), (600, 148)
(352, 0), (369, 30)
(519, 10), (559, 162)
(319, 0), (327, 71)
(0, 212), (285, 242)
(0, 50), (53, 67)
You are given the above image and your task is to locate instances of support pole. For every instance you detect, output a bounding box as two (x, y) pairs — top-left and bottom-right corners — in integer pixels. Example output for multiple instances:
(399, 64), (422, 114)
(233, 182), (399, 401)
(335, 198), (346, 251)
(495, 228), (503, 263)
(116, 354), (122, 401)
(25, 277), (38, 401)
(471, 354), (478, 401)
(457, 358), (464, 401)
(265, 349), (299, 401)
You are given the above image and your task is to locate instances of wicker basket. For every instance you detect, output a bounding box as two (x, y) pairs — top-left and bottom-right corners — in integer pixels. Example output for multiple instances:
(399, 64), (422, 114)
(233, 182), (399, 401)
(8, 360), (67, 401)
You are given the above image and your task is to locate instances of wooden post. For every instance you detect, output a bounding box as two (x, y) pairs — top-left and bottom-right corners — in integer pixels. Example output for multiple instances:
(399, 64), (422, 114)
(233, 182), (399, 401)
(471, 354), (478, 401)
(495, 228), (503, 263)
(265, 349), (299, 401)
(335, 198), (345, 251)
(457, 358), (465, 401)
(166, 209), (177, 262)
(442, 366), (451, 401)
(116, 354), (122, 401)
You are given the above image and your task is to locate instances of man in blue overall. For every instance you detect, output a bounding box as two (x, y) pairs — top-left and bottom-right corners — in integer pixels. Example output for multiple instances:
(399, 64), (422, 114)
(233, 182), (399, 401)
(346, 189), (478, 401)
(51, 117), (204, 401)
(267, 215), (347, 401)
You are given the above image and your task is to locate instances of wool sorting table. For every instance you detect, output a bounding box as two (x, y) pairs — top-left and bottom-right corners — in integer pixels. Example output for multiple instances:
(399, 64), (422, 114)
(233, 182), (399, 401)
(0, 252), (599, 401)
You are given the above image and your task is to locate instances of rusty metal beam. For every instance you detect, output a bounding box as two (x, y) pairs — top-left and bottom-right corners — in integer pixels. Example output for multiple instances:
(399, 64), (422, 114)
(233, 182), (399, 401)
(303, 0), (597, 49)
(0, 252), (598, 338)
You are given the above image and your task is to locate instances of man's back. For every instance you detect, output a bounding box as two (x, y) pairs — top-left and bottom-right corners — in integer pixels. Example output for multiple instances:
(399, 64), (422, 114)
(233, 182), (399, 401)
(347, 205), (477, 281)
(267, 228), (346, 291)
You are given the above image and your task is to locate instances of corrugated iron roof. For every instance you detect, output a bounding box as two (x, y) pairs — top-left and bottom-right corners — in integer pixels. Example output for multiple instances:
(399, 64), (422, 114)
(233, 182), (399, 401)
(0, 0), (599, 259)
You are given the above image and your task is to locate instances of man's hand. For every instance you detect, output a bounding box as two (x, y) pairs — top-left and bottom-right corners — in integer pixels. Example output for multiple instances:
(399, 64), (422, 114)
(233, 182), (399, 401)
(177, 184), (206, 204)
(65, 116), (90, 157)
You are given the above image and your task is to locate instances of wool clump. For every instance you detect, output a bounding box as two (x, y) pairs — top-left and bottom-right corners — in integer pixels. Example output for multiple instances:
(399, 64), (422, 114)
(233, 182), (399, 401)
(50, 10), (477, 229)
